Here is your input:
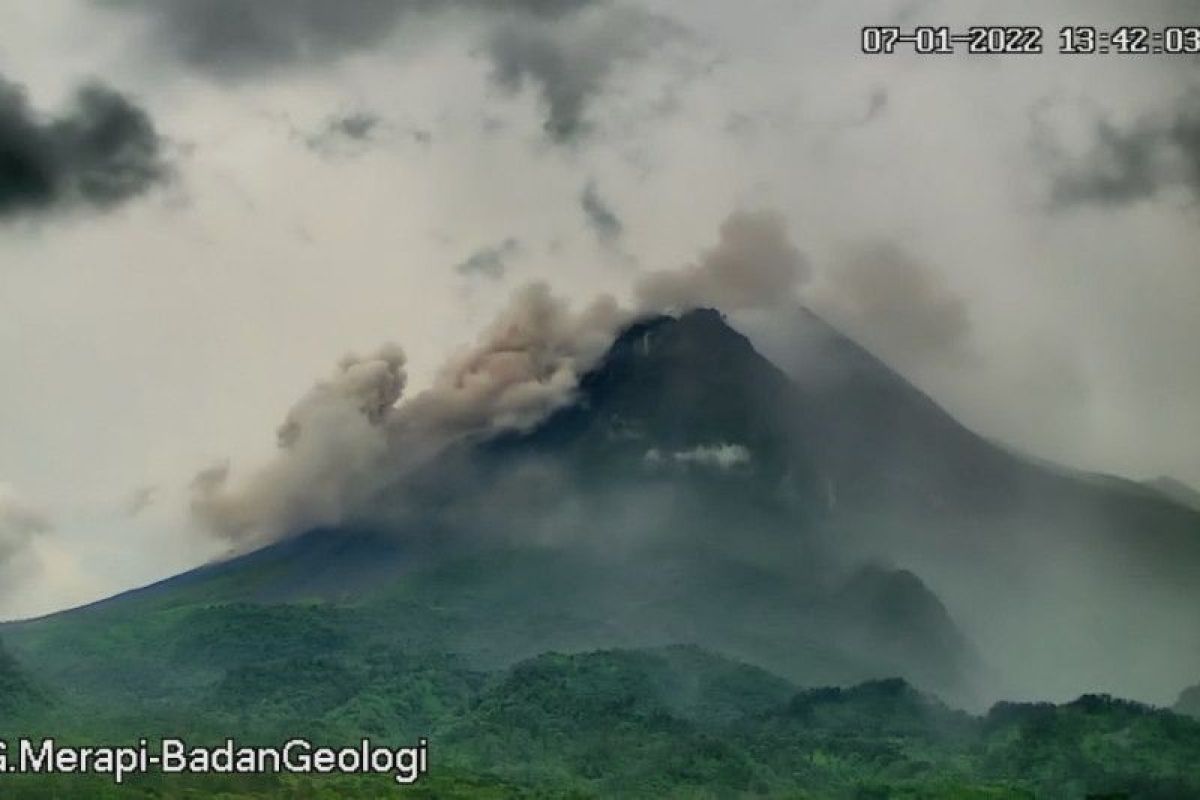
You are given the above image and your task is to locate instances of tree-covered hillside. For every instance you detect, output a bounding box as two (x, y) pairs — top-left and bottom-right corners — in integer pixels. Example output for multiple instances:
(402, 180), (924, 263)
(1, 622), (1197, 799)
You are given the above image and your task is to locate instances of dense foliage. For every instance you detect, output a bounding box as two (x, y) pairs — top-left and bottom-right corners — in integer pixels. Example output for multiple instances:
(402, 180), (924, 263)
(1, 602), (1197, 799)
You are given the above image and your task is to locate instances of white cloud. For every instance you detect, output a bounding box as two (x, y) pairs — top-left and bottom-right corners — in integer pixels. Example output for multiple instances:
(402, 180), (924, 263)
(645, 443), (752, 470)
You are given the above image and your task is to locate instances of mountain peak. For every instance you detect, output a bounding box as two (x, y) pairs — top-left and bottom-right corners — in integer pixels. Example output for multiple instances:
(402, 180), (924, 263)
(497, 306), (798, 467)
(597, 306), (765, 381)
(499, 303), (1028, 517)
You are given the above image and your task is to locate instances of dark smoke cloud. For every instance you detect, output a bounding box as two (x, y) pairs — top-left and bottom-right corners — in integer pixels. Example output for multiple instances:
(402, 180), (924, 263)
(105, 0), (597, 79)
(580, 180), (622, 244)
(636, 209), (810, 313)
(0, 76), (169, 219)
(1046, 89), (1200, 208)
(486, 5), (681, 142)
(455, 238), (520, 280)
(314, 112), (381, 144)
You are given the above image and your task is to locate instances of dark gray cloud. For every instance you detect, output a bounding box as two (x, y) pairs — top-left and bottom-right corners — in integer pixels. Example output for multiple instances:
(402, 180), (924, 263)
(455, 237), (520, 279)
(106, 0), (597, 79)
(1049, 118), (1164, 207)
(580, 180), (622, 243)
(106, 0), (405, 78)
(302, 111), (435, 157)
(1047, 89), (1200, 208)
(1168, 91), (1200, 198)
(0, 76), (169, 219)
(303, 111), (383, 154)
(105, 0), (679, 146)
(322, 112), (381, 143)
(486, 6), (681, 142)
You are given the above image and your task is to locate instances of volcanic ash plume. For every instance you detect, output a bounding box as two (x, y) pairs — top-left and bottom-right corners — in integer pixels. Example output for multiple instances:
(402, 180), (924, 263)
(397, 282), (625, 438)
(191, 284), (625, 545)
(190, 211), (812, 545)
(635, 209), (809, 313)
(191, 344), (408, 545)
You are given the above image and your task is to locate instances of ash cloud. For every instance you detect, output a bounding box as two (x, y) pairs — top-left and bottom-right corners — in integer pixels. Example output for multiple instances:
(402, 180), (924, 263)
(1046, 89), (1200, 208)
(580, 180), (622, 244)
(455, 237), (520, 280)
(636, 210), (810, 313)
(191, 210), (808, 545)
(0, 76), (169, 219)
(193, 344), (408, 544)
(398, 282), (625, 437)
(810, 241), (973, 370)
(191, 284), (626, 545)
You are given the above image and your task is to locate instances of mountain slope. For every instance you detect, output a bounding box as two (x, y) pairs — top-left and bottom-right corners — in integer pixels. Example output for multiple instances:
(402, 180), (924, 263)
(6, 306), (1200, 708)
(0, 637), (47, 717)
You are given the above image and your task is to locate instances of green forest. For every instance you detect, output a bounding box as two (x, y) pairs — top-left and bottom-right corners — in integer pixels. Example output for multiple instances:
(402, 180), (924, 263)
(2, 602), (1198, 799)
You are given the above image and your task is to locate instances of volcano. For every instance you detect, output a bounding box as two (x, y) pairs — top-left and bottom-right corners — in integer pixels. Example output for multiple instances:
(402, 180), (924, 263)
(6, 307), (1200, 712)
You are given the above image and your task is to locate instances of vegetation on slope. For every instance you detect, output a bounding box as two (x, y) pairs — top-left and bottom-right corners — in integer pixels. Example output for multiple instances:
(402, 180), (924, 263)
(1, 613), (1197, 798)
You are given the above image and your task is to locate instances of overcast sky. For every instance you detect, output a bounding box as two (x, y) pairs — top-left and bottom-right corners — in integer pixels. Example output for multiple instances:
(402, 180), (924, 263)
(2, 0), (1199, 619)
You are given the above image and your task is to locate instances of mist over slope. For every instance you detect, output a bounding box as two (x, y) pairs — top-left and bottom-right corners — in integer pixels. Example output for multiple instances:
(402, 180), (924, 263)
(740, 306), (1200, 706)
(17, 304), (1200, 710)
